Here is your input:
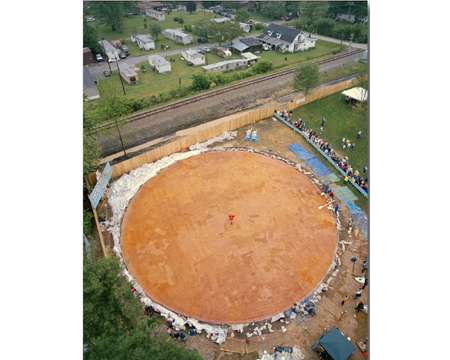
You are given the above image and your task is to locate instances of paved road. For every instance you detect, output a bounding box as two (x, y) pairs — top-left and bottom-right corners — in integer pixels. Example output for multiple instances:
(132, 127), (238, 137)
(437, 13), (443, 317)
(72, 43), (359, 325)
(95, 50), (364, 158)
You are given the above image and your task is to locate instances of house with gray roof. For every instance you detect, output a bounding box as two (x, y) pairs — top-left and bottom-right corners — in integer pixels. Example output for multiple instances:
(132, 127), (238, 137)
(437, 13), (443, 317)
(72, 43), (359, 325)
(258, 23), (316, 53)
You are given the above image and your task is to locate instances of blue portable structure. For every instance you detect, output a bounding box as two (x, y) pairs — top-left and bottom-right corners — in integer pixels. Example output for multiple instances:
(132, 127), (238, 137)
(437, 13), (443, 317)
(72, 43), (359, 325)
(312, 327), (355, 360)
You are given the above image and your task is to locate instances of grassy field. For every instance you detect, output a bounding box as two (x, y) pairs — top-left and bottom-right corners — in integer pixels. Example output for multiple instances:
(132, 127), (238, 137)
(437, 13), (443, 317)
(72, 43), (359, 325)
(93, 11), (216, 57)
(258, 40), (341, 68)
(292, 92), (368, 171)
(291, 92), (368, 210)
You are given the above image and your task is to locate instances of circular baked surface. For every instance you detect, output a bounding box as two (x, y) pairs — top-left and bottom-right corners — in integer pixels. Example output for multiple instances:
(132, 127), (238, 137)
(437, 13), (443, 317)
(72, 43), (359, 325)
(121, 151), (336, 324)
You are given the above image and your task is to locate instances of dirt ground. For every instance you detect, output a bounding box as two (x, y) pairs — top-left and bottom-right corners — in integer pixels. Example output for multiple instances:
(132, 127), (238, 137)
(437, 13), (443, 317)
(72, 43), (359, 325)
(181, 119), (368, 359)
(100, 117), (368, 359)
(121, 151), (337, 325)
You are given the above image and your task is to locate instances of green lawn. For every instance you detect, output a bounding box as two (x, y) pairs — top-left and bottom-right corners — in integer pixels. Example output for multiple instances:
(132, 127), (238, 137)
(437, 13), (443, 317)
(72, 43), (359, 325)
(258, 40), (341, 69)
(291, 92), (368, 210)
(93, 11), (216, 56)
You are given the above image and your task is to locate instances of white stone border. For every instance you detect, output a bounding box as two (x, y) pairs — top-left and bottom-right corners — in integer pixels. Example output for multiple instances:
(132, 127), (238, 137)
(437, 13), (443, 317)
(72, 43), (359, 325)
(104, 131), (342, 344)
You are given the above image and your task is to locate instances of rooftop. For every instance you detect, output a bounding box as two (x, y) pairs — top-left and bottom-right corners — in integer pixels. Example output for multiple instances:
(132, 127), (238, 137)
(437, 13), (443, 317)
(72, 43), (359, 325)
(265, 23), (301, 43)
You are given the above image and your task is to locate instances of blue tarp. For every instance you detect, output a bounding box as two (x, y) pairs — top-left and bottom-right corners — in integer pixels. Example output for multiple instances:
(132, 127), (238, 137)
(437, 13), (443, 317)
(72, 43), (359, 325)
(319, 327), (355, 360)
(345, 200), (363, 216)
(331, 185), (358, 202)
(288, 143), (315, 161)
(305, 157), (332, 177)
(321, 173), (340, 184)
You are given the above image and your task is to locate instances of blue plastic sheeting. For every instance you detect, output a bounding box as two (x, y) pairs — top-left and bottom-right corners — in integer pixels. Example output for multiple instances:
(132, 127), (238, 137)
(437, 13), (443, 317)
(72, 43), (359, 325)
(345, 200), (363, 216)
(305, 157), (332, 177)
(321, 173), (340, 184)
(288, 143), (315, 161)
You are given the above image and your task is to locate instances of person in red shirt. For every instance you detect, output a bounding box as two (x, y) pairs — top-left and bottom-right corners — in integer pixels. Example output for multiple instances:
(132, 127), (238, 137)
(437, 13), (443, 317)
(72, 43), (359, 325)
(228, 213), (236, 225)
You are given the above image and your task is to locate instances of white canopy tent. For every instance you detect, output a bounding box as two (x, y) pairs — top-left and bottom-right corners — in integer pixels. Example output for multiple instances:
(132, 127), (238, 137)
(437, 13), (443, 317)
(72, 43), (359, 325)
(341, 87), (368, 102)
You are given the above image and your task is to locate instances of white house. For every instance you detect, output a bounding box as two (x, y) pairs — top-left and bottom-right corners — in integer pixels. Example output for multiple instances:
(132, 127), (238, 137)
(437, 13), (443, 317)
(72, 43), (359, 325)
(258, 23), (316, 53)
(181, 49), (205, 66)
(145, 8), (165, 21)
(202, 59), (249, 73)
(239, 22), (251, 33)
(131, 34), (155, 51)
(162, 28), (193, 45)
(148, 55), (171, 73)
(99, 39), (120, 61)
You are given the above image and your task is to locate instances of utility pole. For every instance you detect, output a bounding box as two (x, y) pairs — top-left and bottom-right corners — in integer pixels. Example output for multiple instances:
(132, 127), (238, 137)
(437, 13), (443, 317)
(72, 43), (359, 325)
(115, 59), (126, 95)
(114, 117), (127, 157)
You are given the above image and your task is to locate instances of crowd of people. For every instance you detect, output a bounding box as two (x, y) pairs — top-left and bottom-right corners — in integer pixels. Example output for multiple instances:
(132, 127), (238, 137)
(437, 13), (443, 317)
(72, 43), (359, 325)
(274, 110), (368, 194)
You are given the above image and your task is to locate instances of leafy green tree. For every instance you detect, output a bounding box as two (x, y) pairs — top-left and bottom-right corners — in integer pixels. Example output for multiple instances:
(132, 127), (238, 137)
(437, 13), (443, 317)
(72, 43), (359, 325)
(316, 18), (335, 36)
(84, 257), (201, 360)
(185, 1), (197, 13)
(83, 19), (102, 54)
(294, 63), (320, 95)
(90, 1), (135, 32)
(260, 2), (287, 20)
(191, 74), (210, 91)
(236, 9), (250, 22)
(253, 60), (273, 74)
(208, 21), (242, 44)
(201, 1), (216, 9)
(149, 22), (162, 40)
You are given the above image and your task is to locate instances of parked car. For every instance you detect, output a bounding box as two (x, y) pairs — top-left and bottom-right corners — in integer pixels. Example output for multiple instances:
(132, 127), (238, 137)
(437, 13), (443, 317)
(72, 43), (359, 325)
(262, 44), (271, 51)
(198, 46), (211, 54)
(86, 16), (95, 22)
(119, 51), (127, 59)
(95, 53), (104, 62)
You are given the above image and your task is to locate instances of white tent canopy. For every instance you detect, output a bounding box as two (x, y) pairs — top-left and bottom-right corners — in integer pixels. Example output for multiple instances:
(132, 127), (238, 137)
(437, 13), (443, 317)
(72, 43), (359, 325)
(341, 87), (368, 102)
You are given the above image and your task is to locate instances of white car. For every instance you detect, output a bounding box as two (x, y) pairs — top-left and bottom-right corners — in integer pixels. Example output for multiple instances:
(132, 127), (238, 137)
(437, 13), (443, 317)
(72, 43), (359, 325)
(262, 44), (271, 51)
(95, 53), (104, 62)
(86, 16), (95, 22)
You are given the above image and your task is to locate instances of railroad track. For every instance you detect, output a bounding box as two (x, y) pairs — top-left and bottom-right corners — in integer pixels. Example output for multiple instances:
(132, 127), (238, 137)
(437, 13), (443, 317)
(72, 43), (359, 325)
(89, 48), (364, 134)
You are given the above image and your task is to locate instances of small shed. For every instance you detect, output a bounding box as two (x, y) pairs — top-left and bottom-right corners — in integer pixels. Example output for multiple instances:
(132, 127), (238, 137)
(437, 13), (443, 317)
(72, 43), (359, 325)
(341, 87), (368, 103)
(148, 55), (171, 73)
(181, 49), (205, 66)
(241, 52), (259, 64)
(119, 63), (138, 85)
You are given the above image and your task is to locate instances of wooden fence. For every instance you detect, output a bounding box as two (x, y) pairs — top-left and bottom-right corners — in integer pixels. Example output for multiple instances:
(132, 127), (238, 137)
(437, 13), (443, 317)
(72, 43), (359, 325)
(89, 78), (355, 184)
